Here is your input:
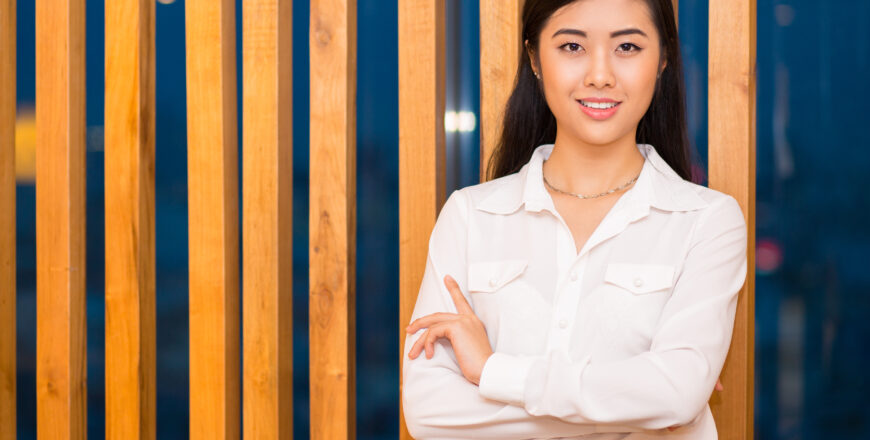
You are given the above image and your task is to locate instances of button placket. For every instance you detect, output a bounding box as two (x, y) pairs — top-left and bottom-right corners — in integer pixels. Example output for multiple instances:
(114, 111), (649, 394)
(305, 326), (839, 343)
(547, 254), (589, 353)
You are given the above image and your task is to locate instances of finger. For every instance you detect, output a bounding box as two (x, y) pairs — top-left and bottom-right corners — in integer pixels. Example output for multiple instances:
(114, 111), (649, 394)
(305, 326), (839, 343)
(424, 324), (450, 359)
(408, 329), (430, 360)
(444, 274), (474, 315)
(406, 313), (457, 334)
(715, 379), (724, 391)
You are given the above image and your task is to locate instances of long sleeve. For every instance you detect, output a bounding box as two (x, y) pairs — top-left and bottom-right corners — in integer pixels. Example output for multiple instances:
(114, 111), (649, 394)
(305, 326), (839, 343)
(478, 195), (748, 430)
(402, 190), (638, 439)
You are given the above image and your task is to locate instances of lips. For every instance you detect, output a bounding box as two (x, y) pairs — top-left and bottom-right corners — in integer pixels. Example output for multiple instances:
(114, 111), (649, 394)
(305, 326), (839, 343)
(577, 98), (621, 120)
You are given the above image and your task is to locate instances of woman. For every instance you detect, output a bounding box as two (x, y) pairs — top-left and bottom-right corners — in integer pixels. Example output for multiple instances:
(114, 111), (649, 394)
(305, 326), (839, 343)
(402, 0), (747, 438)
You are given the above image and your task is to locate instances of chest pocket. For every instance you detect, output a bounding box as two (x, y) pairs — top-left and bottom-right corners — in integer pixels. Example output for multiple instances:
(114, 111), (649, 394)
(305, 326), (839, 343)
(466, 259), (549, 355)
(604, 262), (675, 294)
(468, 259), (528, 293)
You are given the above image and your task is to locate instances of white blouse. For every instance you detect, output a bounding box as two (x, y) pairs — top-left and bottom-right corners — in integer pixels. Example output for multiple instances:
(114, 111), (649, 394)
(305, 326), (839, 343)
(402, 143), (748, 439)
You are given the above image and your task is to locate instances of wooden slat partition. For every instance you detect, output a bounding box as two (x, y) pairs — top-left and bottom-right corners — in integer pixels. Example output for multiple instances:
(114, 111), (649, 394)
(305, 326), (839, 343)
(309, 0), (357, 438)
(35, 0), (87, 438)
(479, 0), (523, 181)
(185, 0), (240, 438)
(242, 0), (293, 438)
(708, 0), (756, 438)
(398, 1), (445, 438)
(0, 1), (15, 439)
(104, 0), (156, 438)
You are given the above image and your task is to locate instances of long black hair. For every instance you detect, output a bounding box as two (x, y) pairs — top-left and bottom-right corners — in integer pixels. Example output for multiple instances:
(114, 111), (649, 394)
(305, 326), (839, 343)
(485, 0), (693, 182)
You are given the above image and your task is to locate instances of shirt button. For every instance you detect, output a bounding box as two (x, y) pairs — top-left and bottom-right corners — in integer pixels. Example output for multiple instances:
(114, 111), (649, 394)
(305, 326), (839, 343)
(570, 270), (578, 281)
(489, 278), (498, 287)
(633, 277), (644, 287)
(558, 319), (568, 329)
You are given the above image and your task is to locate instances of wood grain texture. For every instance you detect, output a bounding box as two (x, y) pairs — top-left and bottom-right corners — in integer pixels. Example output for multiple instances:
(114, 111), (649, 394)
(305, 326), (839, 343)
(398, 1), (445, 438)
(0, 1), (15, 439)
(242, 0), (293, 438)
(707, 0), (756, 438)
(309, 0), (357, 437)
(479, 0), (523, 182)
(104, 0), (156, 438)
(185, 0), (240, 438)
(35, 0), (87, 438)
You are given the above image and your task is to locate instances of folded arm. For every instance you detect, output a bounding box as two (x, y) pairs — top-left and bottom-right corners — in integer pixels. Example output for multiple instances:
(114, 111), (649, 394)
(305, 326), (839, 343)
(403, 190), (642, 439)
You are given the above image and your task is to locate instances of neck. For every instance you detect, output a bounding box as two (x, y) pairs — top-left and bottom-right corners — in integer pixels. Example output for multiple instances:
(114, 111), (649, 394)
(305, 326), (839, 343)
(543, 131), (645, 196)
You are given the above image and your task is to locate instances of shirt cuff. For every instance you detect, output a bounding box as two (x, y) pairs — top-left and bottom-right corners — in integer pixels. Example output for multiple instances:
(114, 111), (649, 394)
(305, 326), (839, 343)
(478, 352), (537, 406)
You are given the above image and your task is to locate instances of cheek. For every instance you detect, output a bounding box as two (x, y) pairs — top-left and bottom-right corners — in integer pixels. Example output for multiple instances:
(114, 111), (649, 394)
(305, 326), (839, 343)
(541, 63), (583, 113)
(617, 61), (660, 106)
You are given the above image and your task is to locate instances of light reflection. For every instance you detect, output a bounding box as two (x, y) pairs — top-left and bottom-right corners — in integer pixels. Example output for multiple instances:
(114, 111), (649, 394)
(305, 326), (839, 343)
(445, 110), (476, 133)
(757, 238), (784, 274)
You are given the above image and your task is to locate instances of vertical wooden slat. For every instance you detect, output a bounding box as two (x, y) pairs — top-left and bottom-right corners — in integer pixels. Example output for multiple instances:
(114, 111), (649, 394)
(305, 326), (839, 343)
(105, 0), (156, 438)
(479, 0), (523, 182)
(242, 0), (293, 438)
(185, 0), (240, 438)
(708, 0), (756, 438)
(398, 1), (445, 439)
(0, 1), (15, 439)
(309, 0), (357, 437)
(35, 0), (87, 439)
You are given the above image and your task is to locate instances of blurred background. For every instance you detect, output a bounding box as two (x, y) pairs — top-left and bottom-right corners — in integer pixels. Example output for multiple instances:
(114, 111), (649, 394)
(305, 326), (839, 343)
(10, 0), (870, 438)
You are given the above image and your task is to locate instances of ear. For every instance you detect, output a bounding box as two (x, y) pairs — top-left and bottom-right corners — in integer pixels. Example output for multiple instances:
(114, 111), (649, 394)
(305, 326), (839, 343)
(525, 39), (540, 75)
(658, 50), (668, 75)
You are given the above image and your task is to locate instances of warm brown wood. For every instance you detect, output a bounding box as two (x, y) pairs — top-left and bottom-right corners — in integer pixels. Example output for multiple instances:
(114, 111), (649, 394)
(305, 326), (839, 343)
(185, 0), (240, 438)
(479, 0), (523, 182)
(35, 0), (87, 439)
(104, 0), (156, 438)
(398, 1), (445, 438)
(309, 0), (357, 437)
(0, 1), (16, 439)
(707, 0), (756, 438)
(242, 0), (293, 438)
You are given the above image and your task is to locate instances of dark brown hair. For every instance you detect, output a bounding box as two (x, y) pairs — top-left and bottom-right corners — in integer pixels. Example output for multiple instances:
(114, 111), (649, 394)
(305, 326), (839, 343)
(485, 0), (693, 182)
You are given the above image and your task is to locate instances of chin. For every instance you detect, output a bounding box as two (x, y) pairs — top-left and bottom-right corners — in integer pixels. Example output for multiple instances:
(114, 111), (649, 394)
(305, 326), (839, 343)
(572, 126), (633, 147)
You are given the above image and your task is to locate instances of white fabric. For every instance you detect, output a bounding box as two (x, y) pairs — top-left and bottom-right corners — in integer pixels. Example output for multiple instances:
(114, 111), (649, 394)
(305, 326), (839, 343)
(402, 143), (748, 440)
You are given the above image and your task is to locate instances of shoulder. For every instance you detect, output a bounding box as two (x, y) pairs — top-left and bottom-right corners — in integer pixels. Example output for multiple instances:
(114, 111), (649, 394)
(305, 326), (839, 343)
(691, 182), (744, 219)
(678, 180), (747, 241)
(460, 172), (522, 204)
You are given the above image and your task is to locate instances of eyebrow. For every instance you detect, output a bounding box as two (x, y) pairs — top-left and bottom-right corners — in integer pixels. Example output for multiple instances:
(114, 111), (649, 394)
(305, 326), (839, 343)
(551, 28), (649, 39)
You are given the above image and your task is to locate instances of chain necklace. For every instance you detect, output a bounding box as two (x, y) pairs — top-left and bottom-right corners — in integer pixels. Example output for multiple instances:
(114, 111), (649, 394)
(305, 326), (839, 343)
(542, 159), (641, 199)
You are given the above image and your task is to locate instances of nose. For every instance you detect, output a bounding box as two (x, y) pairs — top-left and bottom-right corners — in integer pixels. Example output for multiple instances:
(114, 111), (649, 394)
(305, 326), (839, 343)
(584, 49), (615, 89)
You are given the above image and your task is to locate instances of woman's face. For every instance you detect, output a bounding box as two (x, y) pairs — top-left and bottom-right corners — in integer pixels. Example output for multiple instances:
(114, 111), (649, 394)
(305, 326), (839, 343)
(531, 0), (663, 147)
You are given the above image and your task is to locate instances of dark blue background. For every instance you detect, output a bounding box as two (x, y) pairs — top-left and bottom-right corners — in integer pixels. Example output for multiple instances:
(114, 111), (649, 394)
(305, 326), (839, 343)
(11, 0), (870, 438)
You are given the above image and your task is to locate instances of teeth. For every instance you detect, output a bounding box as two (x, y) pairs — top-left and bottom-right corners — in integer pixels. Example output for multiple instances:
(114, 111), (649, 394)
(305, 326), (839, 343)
(580, 100), (618, 109)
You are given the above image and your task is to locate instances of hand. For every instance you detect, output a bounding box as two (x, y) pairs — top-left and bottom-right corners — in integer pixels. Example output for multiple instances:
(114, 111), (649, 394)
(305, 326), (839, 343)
(665, 379), (724, 432)
(406, 274), (494, 385)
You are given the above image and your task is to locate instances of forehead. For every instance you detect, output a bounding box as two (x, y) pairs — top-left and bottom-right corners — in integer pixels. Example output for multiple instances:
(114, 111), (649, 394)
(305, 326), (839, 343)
(543, 0), (656, 36)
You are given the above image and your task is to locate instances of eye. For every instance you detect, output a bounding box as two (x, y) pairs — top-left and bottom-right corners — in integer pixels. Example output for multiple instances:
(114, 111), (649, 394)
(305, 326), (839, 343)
(616, 43), (641, 54)
(559, 42), (584, 53)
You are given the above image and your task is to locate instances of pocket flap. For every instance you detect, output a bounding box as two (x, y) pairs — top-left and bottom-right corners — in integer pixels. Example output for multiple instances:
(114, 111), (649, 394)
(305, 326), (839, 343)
(468, 259), (529, 293)
(604, 263), (675, 294)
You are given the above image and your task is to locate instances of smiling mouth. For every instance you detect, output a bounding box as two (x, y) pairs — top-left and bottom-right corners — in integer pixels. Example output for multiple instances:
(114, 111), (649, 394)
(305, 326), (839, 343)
(578, 99), (621, 109)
